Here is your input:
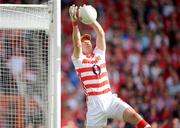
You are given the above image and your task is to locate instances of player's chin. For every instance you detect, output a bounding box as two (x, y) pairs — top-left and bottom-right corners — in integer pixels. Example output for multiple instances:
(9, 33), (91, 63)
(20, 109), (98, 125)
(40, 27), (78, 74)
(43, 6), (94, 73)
(86, 48), (92, 53)
(87, 47), (92, 51)
(86, 46), (91, 49)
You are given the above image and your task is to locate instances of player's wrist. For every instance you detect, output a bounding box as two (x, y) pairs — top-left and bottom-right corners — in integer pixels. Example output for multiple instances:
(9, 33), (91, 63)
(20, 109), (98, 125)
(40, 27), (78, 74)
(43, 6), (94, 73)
(88, 20), (96, 26)
(72, 21), (78, 27)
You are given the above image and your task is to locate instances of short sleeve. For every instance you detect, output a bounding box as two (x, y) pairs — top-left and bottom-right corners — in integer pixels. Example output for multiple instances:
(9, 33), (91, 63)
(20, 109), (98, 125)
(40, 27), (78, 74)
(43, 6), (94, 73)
(94, 48), (105, 55)
(71, 54), (81, 61)
(71, 54), (84, 67)
(94, 48), (105, 59)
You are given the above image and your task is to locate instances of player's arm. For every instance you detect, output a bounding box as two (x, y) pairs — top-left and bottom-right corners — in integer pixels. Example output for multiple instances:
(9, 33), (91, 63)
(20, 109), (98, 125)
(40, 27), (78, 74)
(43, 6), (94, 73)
(69, 5), (82, 58)
(72, 24), (82, 58)
(90, 20), (106, 51)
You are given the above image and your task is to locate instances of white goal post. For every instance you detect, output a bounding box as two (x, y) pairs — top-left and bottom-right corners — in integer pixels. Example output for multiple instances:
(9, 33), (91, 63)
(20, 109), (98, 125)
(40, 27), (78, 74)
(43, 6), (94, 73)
(0, 1), (60, 128)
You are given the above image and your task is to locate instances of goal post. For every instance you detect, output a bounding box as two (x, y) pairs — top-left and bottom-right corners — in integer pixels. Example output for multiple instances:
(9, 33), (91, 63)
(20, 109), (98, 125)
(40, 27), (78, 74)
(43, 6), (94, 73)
(0, 1), (60, 128)
(48, 0), (61, 128)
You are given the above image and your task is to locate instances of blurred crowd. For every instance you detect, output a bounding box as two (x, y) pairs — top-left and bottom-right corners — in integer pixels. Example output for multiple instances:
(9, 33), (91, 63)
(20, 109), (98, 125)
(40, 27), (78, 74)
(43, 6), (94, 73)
(62, 0), (180, 128)
(0, 29), (49, 127)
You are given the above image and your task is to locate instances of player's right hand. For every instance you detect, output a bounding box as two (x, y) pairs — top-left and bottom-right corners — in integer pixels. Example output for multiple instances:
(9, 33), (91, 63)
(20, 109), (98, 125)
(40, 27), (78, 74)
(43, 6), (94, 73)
(69, 4), (78, 22)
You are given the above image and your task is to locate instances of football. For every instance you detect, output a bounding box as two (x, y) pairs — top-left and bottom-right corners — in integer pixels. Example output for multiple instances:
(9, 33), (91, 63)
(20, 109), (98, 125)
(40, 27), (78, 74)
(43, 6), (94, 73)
(79, 5), (97, 24)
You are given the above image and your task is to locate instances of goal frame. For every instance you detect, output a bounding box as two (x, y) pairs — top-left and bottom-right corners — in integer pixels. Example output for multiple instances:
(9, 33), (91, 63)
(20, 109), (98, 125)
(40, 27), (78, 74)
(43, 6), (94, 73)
(48, 0), (61, 128)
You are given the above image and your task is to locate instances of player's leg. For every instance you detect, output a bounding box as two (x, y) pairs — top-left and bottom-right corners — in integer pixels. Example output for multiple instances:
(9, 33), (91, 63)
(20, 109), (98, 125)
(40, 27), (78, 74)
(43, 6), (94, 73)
(123, 107), (151, 128)
(107, 94), (151, 128)
(86, 99), (107, 128)
(86, 113), (107, 128)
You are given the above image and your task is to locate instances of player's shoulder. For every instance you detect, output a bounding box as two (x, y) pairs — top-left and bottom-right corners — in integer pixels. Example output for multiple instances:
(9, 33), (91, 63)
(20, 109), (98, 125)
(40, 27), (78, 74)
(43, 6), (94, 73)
(93, 47), (105, 55)
(71, 54), (85, 62)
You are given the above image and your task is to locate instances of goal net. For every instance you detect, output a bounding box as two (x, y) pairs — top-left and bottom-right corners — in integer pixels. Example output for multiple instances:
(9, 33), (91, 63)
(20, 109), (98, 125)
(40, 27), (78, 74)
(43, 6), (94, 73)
(0, 4), (51, 128)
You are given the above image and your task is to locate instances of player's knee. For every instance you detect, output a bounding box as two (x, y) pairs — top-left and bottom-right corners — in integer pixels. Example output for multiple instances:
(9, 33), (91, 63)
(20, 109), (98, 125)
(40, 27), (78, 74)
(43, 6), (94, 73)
(127, 109), (138, 118)
(123, 108), (142, 124)
(130, 111), (136, 118)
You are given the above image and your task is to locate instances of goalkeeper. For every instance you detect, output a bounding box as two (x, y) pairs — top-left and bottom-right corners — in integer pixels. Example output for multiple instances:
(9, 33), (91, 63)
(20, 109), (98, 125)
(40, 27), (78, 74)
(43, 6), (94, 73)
(69, 4), (152, 128)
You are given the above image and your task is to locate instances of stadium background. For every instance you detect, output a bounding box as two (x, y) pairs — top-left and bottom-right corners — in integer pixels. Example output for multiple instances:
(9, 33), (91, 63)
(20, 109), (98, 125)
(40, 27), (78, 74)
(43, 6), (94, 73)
(0, 0), (179, 128)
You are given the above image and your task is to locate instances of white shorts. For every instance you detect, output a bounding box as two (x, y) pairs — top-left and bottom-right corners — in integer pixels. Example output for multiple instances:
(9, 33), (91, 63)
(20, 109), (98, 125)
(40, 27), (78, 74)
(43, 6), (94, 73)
(86, 92), (131, 127)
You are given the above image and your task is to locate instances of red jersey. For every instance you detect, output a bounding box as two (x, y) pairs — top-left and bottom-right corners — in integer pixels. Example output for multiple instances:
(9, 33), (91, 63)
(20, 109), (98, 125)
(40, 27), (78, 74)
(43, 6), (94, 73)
(72, 48), (111, 96)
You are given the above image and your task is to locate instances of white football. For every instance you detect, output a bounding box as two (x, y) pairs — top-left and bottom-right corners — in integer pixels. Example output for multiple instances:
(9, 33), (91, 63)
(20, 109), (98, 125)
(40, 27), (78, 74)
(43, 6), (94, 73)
(79, 5), (97, 24)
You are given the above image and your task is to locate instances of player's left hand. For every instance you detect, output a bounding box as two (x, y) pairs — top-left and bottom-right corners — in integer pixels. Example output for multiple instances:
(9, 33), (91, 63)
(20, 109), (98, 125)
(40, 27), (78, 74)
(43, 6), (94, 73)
(69, 4), (78, 22)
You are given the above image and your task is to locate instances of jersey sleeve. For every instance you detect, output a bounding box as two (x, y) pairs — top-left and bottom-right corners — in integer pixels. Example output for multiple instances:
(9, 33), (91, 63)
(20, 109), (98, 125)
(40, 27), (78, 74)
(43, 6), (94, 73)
(71, 54), (81, 62)
(71, 54), (84, 68)
(94, 48), (106, 60)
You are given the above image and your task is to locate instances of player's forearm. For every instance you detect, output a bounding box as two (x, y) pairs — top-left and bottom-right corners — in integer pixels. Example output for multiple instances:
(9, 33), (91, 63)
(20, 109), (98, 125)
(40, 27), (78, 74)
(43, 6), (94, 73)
(72, 26), (82, 58)
(90, 20), (106, 51)
(90, 20), (105, 37)
(72, 26), (81, 47)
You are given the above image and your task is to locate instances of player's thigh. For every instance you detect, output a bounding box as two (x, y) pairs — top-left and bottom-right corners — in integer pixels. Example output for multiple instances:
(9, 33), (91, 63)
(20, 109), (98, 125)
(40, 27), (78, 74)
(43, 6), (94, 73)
(107, 94), (132, 120)
(86, 101), (107, 127)
(86, 113), (107, 128)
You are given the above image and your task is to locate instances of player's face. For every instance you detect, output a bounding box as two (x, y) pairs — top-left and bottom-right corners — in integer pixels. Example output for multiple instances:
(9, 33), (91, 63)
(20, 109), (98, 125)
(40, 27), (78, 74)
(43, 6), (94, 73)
(82, 40), (93, 54)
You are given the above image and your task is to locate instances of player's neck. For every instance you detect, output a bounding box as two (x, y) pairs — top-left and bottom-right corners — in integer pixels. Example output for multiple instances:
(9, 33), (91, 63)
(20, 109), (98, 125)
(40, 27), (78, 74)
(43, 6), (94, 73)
(83, 51), (93, 55)
(83, 52), (94, 58)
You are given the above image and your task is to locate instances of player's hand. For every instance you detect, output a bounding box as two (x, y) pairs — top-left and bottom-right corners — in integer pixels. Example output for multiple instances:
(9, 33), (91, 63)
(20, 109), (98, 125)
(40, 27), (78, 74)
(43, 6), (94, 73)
(69, 4), (78, 22)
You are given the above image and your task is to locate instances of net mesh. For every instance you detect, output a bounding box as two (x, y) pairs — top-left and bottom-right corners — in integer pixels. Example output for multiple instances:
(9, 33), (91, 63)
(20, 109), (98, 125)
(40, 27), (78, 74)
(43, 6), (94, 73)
(0, 5), (50, 128)
(0, 5), (50, 29)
